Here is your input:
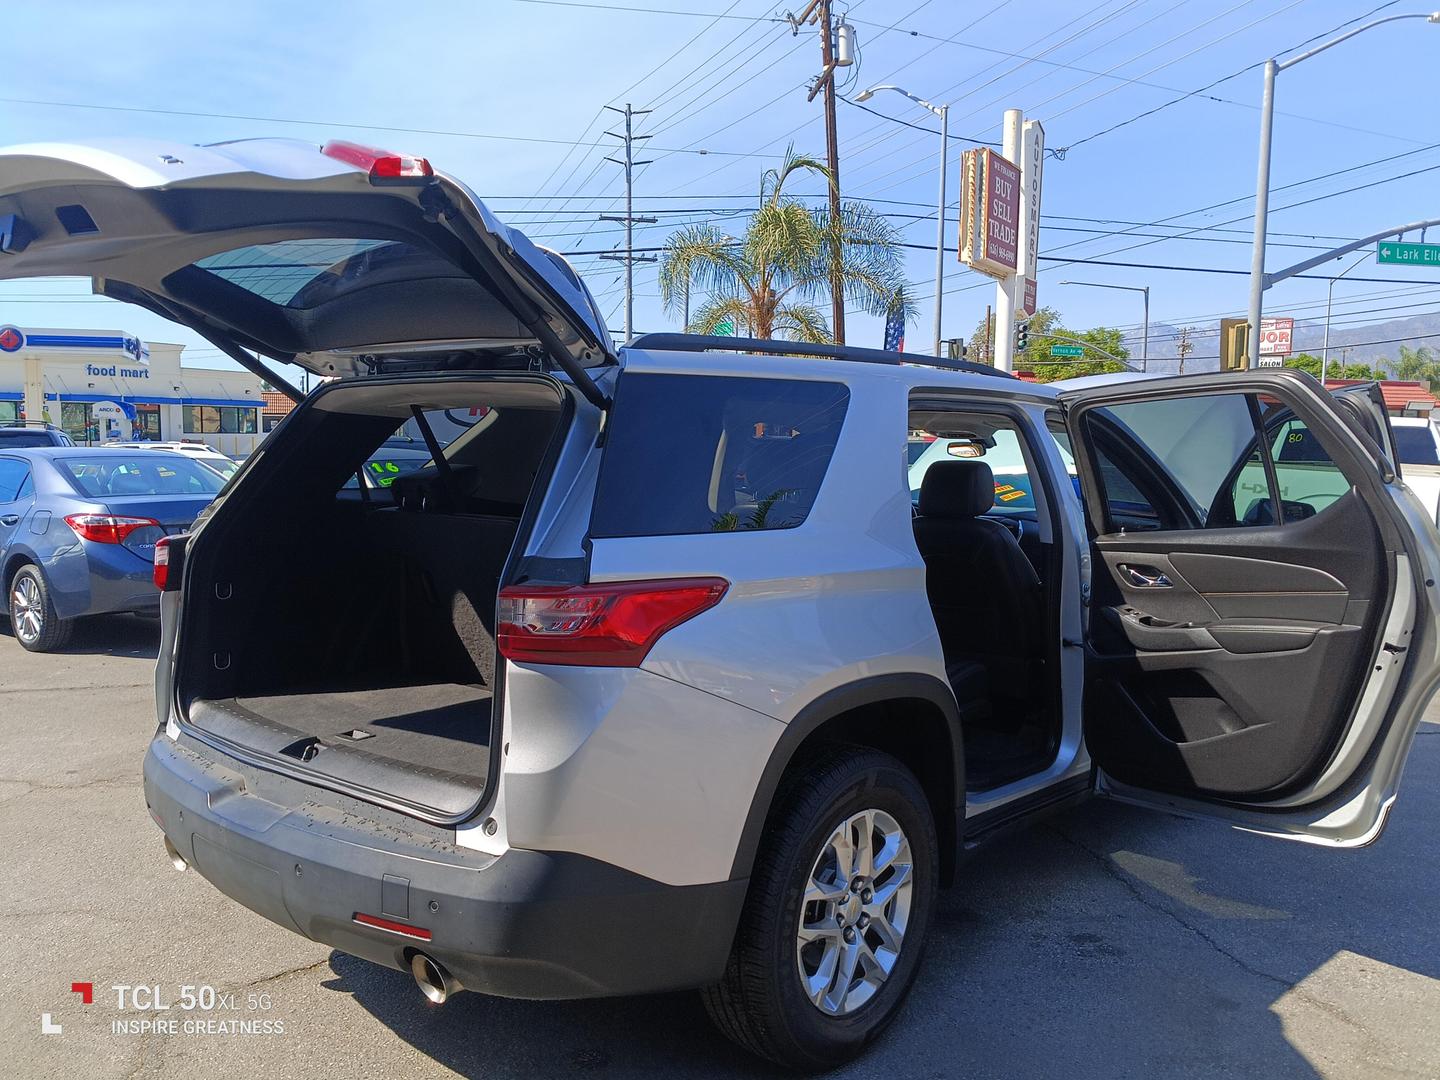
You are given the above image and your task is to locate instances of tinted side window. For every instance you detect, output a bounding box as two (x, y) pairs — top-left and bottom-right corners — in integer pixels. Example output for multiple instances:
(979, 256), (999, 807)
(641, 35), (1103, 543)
(1085, 393), (1278, 531)
(592, 374), (850, 538)
(1393, 424), (1440, 466)
(1263, 414), (1350, 515)
(0, 459), (30, 502)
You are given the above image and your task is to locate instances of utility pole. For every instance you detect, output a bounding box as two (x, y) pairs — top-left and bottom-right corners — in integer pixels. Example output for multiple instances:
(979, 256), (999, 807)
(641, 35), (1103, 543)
(794, 1), (850, 344)
(1246, 13), (1440, 372)
(1176, 325), (1195, 375)
(599, 103), (657, 344)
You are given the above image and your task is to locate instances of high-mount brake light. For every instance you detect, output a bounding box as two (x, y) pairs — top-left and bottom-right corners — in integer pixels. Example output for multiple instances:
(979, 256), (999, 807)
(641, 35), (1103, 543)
(64, 514), (160, 545)
(321, 140), (433, 182)
(497, 578), (729, 667)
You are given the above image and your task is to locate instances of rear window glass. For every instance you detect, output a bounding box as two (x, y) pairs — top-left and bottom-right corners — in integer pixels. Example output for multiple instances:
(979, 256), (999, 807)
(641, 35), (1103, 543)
(0, 432), (55, 447)
(1393, 424), (1440, 466)
(195, 238), (411, 307)
(592, 374), (849, 537)
(62, 456), (227, 498)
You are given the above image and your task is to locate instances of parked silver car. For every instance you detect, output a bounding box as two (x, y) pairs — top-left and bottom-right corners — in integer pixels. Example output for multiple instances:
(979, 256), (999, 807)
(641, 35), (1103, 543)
(3, 137), (1437, 1071)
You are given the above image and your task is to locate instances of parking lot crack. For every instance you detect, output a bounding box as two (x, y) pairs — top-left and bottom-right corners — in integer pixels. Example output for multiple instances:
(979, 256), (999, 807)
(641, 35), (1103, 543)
(1049, 825), (1296, 990)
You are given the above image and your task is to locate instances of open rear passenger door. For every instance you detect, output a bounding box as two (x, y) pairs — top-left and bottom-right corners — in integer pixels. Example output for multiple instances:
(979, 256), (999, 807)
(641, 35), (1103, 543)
(1059, 370), (1440, 846)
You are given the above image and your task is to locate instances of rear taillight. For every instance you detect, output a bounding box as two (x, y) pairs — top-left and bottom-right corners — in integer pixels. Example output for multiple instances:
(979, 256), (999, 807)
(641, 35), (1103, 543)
(64, 514), (161, 544)
(497, 578), (729, 667)
(321, 139), (433, 182)
(153, 535), (173, 591)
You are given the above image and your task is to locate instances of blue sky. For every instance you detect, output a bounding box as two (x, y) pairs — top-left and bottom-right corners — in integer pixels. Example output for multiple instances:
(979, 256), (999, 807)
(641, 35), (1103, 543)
(2, 0), (1438, 372)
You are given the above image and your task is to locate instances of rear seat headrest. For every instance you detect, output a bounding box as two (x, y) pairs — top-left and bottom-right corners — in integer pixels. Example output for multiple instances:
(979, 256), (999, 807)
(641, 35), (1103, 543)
(918, 460), (995, 519)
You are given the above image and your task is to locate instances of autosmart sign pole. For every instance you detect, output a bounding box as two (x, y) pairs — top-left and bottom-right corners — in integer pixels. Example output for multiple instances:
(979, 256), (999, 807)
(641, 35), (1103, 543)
(991, 109), (1023, 372)
(1016, 118), (1044, 320)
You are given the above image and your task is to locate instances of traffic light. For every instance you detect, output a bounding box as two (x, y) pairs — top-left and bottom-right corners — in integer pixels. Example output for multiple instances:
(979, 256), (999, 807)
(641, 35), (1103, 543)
(1014, 321), (1030, 352)
(1219, 318), (1249, 371)
(945, 338), (968, 361)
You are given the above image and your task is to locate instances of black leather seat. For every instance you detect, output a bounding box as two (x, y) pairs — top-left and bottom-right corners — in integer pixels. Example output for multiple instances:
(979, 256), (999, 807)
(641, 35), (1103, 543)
(913, 460), (1044, 695)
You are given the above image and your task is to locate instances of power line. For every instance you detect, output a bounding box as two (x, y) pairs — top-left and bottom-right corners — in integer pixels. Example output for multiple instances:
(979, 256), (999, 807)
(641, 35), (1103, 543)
(1059, 0), (1410, 151)
(0, 96), (775, 158)
(500, 0), (779, 17)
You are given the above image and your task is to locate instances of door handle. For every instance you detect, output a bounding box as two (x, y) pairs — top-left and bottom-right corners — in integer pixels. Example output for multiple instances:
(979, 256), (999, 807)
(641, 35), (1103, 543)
(1117, 563), (1172, 588)
(0, 514), (18, 526)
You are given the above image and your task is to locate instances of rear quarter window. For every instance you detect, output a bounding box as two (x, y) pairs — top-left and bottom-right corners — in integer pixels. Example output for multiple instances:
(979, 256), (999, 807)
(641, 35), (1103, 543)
(591, 373), (850, 538)
(1393, 424), (1440, 467)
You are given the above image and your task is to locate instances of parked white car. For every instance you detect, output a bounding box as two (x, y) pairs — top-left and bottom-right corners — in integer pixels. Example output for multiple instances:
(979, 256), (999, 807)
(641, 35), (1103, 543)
(105, 441), (239, 480)
(1389, 417), (1440, 524)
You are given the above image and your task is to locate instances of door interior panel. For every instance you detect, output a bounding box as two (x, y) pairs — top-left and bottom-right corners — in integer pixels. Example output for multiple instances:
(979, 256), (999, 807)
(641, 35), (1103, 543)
(1086, 488), (1385, 799)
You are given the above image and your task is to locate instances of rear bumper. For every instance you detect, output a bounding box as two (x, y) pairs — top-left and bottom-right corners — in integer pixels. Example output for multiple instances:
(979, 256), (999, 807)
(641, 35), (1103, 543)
(47, 542), (158, 619)
(142, 733), (746, 1000)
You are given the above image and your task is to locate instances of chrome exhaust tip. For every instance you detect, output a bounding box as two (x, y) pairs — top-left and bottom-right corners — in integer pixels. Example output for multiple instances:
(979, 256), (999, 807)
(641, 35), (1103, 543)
(163, 836), (188, 872)
(410, 952), (462, 1004)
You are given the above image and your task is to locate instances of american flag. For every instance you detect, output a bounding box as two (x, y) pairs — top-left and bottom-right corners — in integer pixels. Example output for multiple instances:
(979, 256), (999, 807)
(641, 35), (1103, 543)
(883, 309), (905, 352)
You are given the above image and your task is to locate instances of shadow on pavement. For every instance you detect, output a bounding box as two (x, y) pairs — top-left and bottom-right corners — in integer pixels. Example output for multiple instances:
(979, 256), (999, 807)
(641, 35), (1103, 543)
(0, 612), (160, 659)
(306, 786), (1440, 1079)
(321, 953), (769, 1079)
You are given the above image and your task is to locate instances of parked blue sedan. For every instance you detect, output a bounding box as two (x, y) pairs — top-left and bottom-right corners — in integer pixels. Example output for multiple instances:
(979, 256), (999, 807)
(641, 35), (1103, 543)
(0, 448), (225, 651)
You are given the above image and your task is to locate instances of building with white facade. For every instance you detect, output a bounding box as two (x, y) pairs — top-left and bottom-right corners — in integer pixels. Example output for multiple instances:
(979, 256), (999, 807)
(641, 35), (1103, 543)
(0, 325), (265, 456)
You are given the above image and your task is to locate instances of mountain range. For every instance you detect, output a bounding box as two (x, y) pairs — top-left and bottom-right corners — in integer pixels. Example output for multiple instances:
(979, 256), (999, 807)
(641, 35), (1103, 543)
(1115, 310), (1440, 375)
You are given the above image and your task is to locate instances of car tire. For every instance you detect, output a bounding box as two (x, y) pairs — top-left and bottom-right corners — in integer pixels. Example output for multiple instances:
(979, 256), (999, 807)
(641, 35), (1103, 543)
(702, 746), (938, 1071)
(8, 564), (74, 653)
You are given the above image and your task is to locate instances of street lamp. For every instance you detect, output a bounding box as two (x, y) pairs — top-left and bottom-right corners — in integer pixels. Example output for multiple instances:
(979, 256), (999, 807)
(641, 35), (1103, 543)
(1247, 12), (1440, 371)
(856, 84), (949, 357)
(1058, 280), (1150, 371)
(1320, 251), (1371, 383)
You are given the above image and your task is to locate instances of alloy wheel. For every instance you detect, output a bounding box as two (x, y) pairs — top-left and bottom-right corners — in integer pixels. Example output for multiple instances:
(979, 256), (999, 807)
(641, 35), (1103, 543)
(795, 807), (914, 1016)
(11, 575), (43, 644)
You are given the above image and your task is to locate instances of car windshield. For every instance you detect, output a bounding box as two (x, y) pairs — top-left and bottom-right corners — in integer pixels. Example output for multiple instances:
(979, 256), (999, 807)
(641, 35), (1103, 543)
(62, 455), (228, 497)
(1393, 424), (1440, 466)
(198, 457), (240, 480)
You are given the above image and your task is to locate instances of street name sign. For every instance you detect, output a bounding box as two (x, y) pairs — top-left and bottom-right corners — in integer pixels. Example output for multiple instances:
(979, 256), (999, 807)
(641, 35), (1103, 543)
(1377, 242), (1440, 266)
(1049, 344), (1084, 357)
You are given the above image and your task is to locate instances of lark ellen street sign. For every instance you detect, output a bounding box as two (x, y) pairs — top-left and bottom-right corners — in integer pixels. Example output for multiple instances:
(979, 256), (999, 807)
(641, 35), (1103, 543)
(1377, 242), (1440, 266)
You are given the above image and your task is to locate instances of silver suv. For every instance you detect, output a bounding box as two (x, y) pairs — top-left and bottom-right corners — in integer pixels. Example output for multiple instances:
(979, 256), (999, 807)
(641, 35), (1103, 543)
(4, 138), (1438, 1071)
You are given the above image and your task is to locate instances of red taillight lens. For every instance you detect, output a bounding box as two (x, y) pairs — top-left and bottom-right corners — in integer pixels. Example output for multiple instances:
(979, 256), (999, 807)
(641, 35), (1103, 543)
(153, 535), (172, 591)
(64, 514), (161, 544)
(321, 139), (433, 181)
(497, 578), (729, 667)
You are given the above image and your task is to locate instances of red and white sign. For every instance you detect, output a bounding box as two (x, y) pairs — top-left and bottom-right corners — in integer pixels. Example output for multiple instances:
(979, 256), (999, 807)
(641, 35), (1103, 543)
(1259, 316), (1294, 357)
(960, 148), (1020, 280)
(1015, 119), (1044, 317)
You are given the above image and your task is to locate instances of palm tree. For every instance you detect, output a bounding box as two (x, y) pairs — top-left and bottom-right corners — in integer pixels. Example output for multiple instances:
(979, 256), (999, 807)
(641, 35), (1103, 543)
(659, 147), (912, 343)
(1392, 344), (1439, 387)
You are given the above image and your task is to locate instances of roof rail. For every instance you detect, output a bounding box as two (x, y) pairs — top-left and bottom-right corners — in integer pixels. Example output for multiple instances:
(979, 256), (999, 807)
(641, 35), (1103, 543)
(625, 333), (1016, 380)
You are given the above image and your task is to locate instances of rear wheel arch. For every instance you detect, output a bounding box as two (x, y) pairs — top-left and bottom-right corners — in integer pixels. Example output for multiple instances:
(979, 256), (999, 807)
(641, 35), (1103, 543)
(3, 551), (36, 603)
(730, 675), (965, 887)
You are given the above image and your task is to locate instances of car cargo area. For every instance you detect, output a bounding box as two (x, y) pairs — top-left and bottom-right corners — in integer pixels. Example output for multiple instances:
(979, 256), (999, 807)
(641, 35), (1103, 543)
(173, 375), (569, 818)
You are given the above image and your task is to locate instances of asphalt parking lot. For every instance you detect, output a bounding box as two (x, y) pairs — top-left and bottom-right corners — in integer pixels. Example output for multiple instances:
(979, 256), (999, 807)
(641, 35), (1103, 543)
(1, 616), (1437, 1080)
